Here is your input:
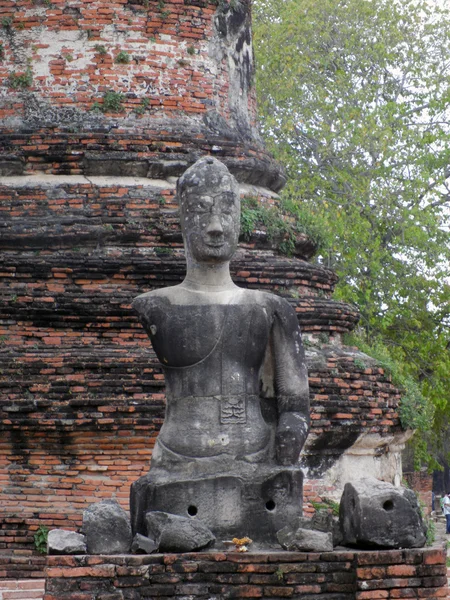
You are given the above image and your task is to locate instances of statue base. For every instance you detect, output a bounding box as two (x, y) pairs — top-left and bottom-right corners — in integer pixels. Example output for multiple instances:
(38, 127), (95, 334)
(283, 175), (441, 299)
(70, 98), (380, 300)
(130, 463), (304, 546)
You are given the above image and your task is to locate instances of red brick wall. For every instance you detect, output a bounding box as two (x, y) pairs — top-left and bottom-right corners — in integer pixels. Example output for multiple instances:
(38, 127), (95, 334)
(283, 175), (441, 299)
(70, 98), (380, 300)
(0, 0), (284, 187)
(403, 472), (433, 517)
(0, 579), (45, 600)
(0, 357), (402, 552)
(0, 177), (400, 549)
(0, 178), (401, 552)
(0, 397), (159, 551)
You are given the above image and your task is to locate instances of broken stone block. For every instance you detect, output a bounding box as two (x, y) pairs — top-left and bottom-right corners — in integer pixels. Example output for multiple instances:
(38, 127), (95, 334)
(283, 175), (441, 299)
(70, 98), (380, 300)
(145, 511), (215, 553)
(131, 533), (158, 554)
(277, 525), (333, 552)
(340, 477), (427, 549)
(310, 510), (343, 547)
(47, 529), (87, 555)
(82, 499), (132, 554)
(279, 511), (341, 548)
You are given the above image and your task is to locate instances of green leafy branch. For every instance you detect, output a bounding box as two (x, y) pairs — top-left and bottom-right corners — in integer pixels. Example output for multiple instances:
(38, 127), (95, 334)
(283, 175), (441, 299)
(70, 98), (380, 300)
(34, 525), (49, 555)
(91, 91), (124, 113)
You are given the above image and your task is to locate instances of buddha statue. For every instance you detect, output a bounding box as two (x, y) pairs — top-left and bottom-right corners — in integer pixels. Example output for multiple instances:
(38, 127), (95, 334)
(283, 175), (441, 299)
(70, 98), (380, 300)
(130, 157), (309, 546)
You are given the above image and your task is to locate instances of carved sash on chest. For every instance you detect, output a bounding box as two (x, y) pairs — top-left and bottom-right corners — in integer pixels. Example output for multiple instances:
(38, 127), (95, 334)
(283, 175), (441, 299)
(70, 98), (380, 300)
(143, 301), (272, 422)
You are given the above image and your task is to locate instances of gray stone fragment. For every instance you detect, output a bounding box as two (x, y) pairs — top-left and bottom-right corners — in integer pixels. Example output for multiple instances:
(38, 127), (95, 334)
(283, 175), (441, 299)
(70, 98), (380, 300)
(311, 511), (343, 546)
(82, 500), (132, 554)
(131, 533), (157, 554)
(277, 526), (333, 552)
(47, 529), (87, 555)
(340, 477), (427, 549)
(332, 516), (344, 547)
(145, 511), (215, 553)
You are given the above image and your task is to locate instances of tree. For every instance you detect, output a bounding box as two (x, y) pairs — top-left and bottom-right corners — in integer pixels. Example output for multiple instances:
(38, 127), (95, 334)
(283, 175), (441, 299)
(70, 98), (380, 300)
(253, 0), (450, 465)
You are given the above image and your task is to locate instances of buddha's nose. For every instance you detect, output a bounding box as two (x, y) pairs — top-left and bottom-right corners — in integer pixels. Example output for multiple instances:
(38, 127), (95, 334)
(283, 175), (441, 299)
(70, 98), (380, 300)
(206, 214), (223, 236)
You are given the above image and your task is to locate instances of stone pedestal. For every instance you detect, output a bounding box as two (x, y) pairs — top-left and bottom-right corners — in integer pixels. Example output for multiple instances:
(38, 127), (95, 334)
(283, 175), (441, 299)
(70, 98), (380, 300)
(131, 465), (304, 545)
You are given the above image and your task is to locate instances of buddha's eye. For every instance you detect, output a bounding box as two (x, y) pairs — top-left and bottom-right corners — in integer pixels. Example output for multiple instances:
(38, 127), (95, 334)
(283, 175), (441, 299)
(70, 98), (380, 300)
(191, 196), (213, 213)
(219, 192), (237, 214)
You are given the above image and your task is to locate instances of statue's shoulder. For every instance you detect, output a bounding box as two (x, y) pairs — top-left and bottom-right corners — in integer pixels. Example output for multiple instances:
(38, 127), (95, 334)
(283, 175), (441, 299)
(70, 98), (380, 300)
(132, 286), (179, 317)
(241, 289), (294, 316)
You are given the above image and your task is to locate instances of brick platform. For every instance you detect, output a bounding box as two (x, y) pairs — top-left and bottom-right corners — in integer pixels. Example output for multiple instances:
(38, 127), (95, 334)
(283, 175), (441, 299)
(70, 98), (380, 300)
(43, 548), (448, 600)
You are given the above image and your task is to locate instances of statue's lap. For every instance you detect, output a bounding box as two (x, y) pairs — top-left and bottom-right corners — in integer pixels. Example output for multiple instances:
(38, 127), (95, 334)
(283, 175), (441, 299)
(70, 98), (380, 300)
(158, 394), (272, 460)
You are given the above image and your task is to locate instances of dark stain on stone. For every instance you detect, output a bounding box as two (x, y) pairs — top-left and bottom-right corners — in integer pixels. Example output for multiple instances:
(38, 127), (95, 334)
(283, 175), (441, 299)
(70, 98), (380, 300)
(302, 429), (361, 477)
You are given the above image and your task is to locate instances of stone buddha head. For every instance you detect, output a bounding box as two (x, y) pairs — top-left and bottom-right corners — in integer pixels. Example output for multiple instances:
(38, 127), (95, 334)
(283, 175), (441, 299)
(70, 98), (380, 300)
(177, 157), (240, 264)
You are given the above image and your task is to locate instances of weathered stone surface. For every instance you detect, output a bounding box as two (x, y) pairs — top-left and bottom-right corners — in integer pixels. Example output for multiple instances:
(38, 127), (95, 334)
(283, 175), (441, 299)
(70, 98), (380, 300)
(332, 516), (344, 546)
(82, 500), (132, 554)
(47, 529), (87, 555)
(277, 525), (333, 552)
(130, 158), (310, 546)
(145, 511), (215, 553)
(131, 533), (158, 554)
(0, 160), (24, 176)
(340, 477), (427, 548)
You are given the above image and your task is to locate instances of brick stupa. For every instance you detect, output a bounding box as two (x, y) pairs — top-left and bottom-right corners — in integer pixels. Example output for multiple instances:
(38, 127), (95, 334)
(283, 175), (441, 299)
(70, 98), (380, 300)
(0, 0), (408, 553)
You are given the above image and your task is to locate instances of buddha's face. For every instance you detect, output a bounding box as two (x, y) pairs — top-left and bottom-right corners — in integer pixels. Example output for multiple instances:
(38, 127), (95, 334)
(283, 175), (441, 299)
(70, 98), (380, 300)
(180, 171), (240, 264)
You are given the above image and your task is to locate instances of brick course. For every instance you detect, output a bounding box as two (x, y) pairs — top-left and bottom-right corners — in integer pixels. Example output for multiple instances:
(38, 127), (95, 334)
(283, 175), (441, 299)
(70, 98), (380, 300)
(0, 579), (45, 600)
(0, 555), (46, 580)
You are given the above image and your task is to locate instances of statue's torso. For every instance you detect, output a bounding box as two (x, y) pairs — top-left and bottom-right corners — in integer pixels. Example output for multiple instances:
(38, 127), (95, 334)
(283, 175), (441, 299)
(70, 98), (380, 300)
(133, 287), (277, 462)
